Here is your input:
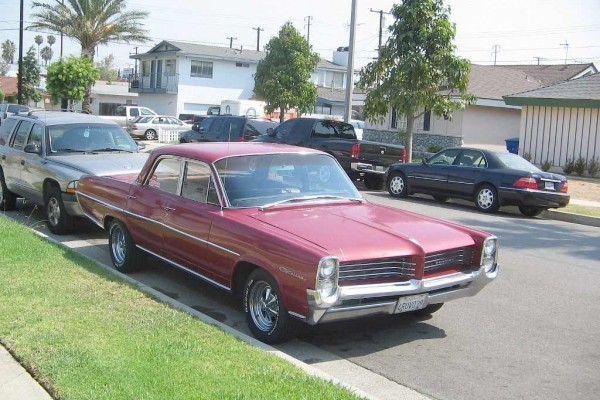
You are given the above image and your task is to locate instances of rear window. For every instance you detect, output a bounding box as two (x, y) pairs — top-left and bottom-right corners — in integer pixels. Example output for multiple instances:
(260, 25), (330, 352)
(496, 153), (540, 172)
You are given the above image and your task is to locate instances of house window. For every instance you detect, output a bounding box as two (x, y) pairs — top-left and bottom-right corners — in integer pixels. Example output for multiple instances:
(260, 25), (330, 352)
(324, 71), (344, 88)
(141, 61), (149, 77)
(236, 62), (249, 68)
(391, 108), (398, 129)
(165, 59), (176, 74)
(423, 110), (431, 131)
(191, 60), (213, 78)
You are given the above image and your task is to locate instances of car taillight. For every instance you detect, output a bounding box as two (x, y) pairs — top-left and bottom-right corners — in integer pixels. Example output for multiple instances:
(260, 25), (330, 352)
(513, 177), (538, 189)
(239, 136), (246, 142)
(130, 125), (137, 130)
(351, 143), (360, 158)
(400, 148), (407, 163)
(560, 181), (568, 193)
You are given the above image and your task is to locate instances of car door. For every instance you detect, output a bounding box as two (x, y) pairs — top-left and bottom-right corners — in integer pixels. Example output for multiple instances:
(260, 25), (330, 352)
(18, 122), (46, 203)
(3, 120), (33, 194)
(410, 148), (461, 193)
(205, 117), (227, 142)
(445, 149), (488, 196)
(125, 157), (182, 256)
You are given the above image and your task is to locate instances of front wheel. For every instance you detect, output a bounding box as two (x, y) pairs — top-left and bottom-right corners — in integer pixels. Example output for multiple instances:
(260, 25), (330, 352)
(144, 129), (157, 140)
(45, 185), (74, 234)
(243, 270), (300, 344)
(518, 205), (544, 217)
(387, 171), (408, 198)
(474, 184), (499, 213)
(108, 220), (142, 272)
(0, 169), (17, 211)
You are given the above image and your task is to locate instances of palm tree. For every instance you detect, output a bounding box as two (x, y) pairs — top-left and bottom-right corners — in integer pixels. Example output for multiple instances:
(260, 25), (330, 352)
(41, 46), (54, 66)
(47, 35), (56, 48)
(29, 0), (150, 112)
(2, 39), (16, 64)
(34, 35), (43, 65)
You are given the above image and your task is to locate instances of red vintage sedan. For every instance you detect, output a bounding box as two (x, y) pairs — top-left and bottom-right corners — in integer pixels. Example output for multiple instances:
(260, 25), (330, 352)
(76, 143), (499, 343)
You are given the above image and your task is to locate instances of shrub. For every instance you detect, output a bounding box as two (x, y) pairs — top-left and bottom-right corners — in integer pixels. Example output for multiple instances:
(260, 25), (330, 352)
(563, 157), (576, 174)
(588, 157), (599, 178)
(541, 160), (553, 172)
(523, 152), (532, 161)
(574, 155), (587, 176)
(426, 143), (443, 153)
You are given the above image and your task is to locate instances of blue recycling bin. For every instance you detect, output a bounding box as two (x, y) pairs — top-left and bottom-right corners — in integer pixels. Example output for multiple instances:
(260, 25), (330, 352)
(505, 138), (519, 154)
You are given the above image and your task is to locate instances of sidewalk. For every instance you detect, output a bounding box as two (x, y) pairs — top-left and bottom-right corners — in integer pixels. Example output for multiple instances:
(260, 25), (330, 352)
(0, 346), (51, 400)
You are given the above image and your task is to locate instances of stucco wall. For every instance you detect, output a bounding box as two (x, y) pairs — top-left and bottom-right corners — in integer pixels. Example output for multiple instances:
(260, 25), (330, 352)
(461, 105), (521, 146)
(520, 105), (600, 167)
(137, 93), (178, 117)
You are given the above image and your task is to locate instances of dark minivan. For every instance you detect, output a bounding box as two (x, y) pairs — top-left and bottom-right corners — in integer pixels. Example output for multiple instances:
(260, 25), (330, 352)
(179, 115), (278, 143)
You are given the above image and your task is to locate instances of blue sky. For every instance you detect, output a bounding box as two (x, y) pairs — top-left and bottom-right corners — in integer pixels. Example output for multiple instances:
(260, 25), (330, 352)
(1, 0), (599, 70)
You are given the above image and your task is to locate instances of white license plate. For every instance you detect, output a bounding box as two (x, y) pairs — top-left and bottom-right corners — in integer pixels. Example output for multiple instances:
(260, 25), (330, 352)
(375, 166), (386, 172)
(395, 294), (427, 313)
(544, 181), (554, 190)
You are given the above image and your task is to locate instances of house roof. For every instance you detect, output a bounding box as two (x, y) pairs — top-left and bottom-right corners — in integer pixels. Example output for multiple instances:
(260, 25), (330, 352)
(492, 63), (597, 87)
(316, 86), (365, 106)
(91, 81), (138, 97)
(467, 64), (543, 100)
(0, 76), (18, 96)
(504, 72), (600, 108)
(134, 40), (347, 72)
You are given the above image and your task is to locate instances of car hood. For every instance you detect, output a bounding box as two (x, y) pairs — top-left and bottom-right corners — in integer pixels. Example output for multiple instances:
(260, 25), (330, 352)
(248, 202), (477, 261)
(48, 153), (149, 176)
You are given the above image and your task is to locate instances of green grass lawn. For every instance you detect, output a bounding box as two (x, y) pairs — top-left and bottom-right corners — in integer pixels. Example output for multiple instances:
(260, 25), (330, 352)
(560, 204), (600, 217)
(0, 217), (362, 400)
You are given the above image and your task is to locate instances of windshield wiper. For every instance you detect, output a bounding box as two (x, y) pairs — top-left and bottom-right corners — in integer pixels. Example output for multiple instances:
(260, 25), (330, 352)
(260, 195), (362, 210)
(91, 148), (134, 153)
(53, 148), (88, 153)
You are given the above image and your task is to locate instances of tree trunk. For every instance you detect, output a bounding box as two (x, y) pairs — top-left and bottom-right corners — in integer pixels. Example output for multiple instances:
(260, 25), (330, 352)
(279, 106), (285, 123)
(406, 112), (415, 163)
(81, 47), (95, 114)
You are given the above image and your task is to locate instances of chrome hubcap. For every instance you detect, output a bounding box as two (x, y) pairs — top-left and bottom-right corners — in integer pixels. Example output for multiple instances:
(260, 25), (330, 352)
(477, 188), (494, 209)
(110, 225), (127, 265)
(248, 281), (279, 332)
(47, 197), (61, 226)
(390, 176), (405, 194)
(146, 130), (156, 140)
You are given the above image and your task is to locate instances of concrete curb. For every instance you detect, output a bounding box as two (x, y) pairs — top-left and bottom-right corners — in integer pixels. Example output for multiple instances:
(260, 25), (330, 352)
(542, 210), (600, 227)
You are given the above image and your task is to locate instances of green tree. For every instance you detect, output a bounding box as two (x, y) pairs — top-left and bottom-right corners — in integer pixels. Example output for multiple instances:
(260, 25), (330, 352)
(1, 39), (16, 64)
(357, 0), (474, 162)
(0, 85), (5, 103)
(96, 54), (119, 82)
(41, 46), (54, 66)
(0, 60), (8, 77)
(254, 22), (320, 123)
(46, 55), (99, 111)
(34, 35), (44, 65)
(47, 34), (56, 48)
(30, 0), (150, 112)
(19, 46), (42, 104)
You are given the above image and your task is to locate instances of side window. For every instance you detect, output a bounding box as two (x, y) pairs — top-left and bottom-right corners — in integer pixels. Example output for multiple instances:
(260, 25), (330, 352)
(181, 162), (213, 203)
(428, 149), (460, 166)
(141, 108), (154, 116)
(208, 118), (226, 139)
(313, 121), (337, 138)
(227, 118), (245, 140)
(147, 158), (181, 195)
(0, 118), (18, 145)
(11, 121), (33, 150)
(129, 108), (139, 118)
(27, 124), (44, 147)
(244, 122), (261, 141)
(457, 150), (486, 168)
(274, 119), (297, 140)
(199, 117), (213, 131)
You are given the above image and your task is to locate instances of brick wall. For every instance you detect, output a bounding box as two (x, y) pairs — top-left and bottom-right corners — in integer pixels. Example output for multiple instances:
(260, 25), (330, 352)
(363, 129), (463, 156)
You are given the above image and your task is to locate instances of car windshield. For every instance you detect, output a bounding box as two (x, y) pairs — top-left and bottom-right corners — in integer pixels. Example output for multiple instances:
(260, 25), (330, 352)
(48, 123), (138, 153)
(496, 153), (541, 172)
(215, 153), (361, 208)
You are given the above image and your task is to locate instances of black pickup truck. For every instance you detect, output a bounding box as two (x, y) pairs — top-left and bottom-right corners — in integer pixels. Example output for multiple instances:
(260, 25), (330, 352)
(253, 117), (405, 189)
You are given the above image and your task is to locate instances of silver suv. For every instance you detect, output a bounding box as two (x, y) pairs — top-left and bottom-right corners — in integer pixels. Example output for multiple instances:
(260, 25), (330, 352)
(0, 111), (148, 234)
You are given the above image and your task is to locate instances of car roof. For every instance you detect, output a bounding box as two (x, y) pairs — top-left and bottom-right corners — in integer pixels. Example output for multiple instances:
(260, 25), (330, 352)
(152, 142), (324, 164)
(9, 111), (119, 126)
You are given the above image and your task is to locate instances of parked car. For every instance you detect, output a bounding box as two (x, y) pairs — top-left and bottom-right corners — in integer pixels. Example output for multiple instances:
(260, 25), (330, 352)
(0, 111), (148, 234)
(179, 115), (278, 143)
(127, 115), (189, 140)
(252, 117), (406, 189)
(0, 103), (29, 125)
(99, 105), (157, 128)
(76, 142), (499, 344)
(386, 147), (570, 216)
(178, 113), (209, 124)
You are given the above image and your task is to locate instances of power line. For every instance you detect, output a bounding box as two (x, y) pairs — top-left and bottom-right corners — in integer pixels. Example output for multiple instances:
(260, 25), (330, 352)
(252, 27), (264, 52)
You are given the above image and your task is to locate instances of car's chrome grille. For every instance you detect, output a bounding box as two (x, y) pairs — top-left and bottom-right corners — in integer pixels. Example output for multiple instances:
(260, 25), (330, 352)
(424, 247), (474, 274)
(339, 258), (416, 283)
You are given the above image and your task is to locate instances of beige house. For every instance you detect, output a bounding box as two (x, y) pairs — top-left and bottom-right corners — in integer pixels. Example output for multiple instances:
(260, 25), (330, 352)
(504, 73), (600, 170)
(367, 63), (597, 151)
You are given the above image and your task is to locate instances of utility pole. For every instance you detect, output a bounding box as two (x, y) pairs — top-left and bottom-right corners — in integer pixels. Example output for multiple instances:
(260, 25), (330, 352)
(227, 37), (237, 49)
(560, 40), (569, 64)
(133, 46), (138, 76)
(252, 27), (264, 52)
(304, 16), (313, 44)
(533, 56), (546, 65)
(60, 0), (64, 58)
(370, 8), (391, 50)
(491, 44), (500, 65)
(17, 0), (24, 105)
(344, 0), (358, 123)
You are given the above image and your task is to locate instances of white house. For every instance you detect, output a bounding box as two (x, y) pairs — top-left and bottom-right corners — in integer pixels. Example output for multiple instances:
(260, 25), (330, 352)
(128, 40), (349, 118)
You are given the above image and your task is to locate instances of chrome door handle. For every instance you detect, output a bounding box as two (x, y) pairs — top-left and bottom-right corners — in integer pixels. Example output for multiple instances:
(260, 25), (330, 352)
(164, 205), (176, 212)
(126, 195), (137, 199)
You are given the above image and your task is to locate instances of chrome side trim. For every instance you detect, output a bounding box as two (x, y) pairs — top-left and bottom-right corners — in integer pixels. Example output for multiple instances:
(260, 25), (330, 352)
(77, 191), (240, 257)
(288, 311), (306, 321)
(137, 245), (231, 292)
(498, 186), (570, 196)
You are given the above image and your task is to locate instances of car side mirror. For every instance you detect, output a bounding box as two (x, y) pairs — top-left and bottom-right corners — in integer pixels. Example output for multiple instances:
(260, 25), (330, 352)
(422, 158), (428, 165)
(267, 127), (274, 135)
(192, 123), (200, 132)
(24, 143), (42, 155)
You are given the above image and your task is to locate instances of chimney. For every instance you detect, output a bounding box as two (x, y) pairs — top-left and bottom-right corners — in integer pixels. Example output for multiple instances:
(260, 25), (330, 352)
(333, 46), (349, 67)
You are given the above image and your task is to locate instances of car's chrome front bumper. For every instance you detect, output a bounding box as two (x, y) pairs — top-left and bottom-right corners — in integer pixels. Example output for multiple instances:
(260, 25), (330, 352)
(304, 263), (498, 325)
(350, 162), (388, 175)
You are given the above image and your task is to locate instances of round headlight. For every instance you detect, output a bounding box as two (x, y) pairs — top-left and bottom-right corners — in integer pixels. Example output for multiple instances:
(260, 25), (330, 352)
(484, 239), (496, 257)
(319, 258), (337, 278)
(318, 279), (336, 298)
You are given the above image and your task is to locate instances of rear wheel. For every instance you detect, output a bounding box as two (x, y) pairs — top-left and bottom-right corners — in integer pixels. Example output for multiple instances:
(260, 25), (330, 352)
(387, 171), (408, 198)
(108, 220), (142, 272)
(475, 184), (499, 213)
(243, 269), (300, 344)
(0, 169), (17, 211)
(45, 185), (74, 234)
(364, 174), (384, 190)
(518, 205), (544, 217)
(144, 129), (157, 140)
